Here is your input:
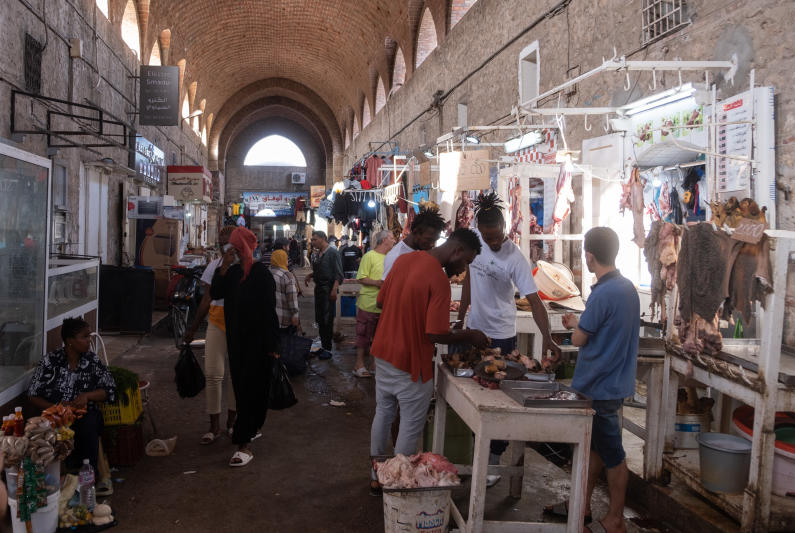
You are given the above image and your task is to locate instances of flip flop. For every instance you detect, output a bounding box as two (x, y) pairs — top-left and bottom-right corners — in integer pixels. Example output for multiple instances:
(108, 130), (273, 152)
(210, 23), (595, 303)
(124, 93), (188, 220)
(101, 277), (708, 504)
(229, 450), (254, 467)
(543, 502), (592, 524)
(200, 431), (222, 445)
(352, 367), (372, 378)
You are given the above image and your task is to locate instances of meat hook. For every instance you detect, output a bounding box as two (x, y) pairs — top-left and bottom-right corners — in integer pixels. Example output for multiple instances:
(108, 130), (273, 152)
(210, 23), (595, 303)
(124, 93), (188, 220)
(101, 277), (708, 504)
(584, 114), (592, 131)
(649, 69), (657, 91)
(624, 72), (631, 91)
(603, 114), (610, 132)
(677, 69), (683, 91)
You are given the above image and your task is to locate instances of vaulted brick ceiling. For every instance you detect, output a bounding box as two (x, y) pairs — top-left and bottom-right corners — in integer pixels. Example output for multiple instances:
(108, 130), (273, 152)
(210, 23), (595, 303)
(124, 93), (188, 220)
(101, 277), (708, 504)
(147, 0), (450, 161)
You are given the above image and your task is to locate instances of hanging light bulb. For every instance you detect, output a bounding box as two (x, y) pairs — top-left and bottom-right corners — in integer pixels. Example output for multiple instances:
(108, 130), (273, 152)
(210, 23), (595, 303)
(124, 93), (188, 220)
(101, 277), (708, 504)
(367, 199), (376, 208)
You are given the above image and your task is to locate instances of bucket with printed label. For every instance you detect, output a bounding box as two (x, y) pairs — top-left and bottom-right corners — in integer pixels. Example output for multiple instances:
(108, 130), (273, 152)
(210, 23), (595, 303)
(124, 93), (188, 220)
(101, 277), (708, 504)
(382, 487), (452, 533)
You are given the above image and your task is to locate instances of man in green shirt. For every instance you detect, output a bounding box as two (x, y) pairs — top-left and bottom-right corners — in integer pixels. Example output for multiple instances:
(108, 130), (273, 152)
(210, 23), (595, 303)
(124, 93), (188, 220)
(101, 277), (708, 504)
(353, 230), (395, 377)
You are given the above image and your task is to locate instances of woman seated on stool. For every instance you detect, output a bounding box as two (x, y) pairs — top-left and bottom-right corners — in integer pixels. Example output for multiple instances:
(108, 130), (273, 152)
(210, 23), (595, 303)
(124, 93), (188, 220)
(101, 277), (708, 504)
(28, 317), (117, 473)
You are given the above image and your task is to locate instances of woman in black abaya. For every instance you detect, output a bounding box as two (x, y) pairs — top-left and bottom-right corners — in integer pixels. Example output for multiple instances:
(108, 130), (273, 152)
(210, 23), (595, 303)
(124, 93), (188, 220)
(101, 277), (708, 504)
(211, 226), (280, 467)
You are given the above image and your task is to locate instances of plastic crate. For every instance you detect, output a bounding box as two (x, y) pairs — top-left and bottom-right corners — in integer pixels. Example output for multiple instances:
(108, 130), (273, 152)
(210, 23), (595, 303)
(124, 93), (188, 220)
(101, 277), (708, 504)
(101, 423), (144, 467)
(100, 386), (143, 426)
(341, 295), (357, 317)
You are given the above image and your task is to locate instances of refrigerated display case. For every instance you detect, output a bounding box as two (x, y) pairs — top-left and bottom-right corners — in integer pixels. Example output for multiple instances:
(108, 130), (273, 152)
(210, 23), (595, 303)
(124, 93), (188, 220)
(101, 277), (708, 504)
(0, 142), (51, 405)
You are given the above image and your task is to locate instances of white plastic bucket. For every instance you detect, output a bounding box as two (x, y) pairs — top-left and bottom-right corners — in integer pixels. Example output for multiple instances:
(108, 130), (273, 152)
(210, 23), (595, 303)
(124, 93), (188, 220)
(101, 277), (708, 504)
(382, 488), (452, 533)
(8, 490), (60, 533)
(673, 412), (710, 449)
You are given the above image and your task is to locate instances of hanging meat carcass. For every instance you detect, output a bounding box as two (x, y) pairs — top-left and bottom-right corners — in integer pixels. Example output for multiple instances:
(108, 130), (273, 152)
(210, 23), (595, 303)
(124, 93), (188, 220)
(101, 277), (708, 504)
(508, 178), (523, 243)
(644, 221), (681, 323)
(455, 191), (474, 230)
(630, 168), (646, 247)
(551, 165), (574, 234)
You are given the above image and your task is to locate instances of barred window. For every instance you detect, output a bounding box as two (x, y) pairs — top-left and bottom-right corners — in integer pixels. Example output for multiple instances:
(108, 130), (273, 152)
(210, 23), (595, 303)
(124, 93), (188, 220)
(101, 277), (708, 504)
(641, 0), (689, 46)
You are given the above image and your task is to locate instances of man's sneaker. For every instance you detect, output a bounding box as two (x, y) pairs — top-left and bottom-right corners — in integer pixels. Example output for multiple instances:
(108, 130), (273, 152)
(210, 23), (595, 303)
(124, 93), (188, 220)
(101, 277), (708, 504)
(486, 474), (501, 488)
(318, 349), (333, 360)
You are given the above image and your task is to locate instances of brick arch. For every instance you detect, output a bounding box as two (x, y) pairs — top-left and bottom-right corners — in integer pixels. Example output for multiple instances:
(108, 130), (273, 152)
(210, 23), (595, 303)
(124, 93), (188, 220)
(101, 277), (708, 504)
(449, 0), (478, 29)
(415, 7), (438, 68)
(209, 78), (342, 168)
(226, 112), (325, 168)
(217, 96), (334, 178)
(121, 0), (142, 58)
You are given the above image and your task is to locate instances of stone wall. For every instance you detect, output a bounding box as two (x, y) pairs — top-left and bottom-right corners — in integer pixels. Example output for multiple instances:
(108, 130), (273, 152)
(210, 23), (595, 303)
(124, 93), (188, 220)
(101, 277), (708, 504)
(0, 0), (207, 265)
(345, 0), (795, 344)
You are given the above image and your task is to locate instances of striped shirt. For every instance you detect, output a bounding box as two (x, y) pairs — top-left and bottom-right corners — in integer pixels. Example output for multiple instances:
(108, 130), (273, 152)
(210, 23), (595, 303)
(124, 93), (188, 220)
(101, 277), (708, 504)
(270, 267), (299, 328)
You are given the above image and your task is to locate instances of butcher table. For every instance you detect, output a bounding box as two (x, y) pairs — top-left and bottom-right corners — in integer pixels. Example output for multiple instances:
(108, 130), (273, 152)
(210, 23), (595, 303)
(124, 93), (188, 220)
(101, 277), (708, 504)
(432, 364), (594, 533)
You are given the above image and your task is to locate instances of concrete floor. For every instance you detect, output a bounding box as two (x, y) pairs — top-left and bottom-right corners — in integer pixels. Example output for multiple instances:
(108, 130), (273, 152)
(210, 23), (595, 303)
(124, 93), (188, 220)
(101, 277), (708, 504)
(88, 282), (685, 532)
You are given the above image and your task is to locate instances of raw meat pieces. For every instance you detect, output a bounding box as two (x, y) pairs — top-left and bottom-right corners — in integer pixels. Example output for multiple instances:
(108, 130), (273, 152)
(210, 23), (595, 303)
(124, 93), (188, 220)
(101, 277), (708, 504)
(455, 192), (474, 230)
(552, 165), (574, 233)
(376, 453), (461, 489)
(629, 168), (646, 247)
(644, 221), (681, 322)
(508, 178), (523, 243)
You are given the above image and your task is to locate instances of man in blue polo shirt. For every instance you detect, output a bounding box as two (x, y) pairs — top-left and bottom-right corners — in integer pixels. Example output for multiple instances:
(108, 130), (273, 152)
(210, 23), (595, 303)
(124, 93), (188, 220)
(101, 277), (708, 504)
(557, 227), (639, 533)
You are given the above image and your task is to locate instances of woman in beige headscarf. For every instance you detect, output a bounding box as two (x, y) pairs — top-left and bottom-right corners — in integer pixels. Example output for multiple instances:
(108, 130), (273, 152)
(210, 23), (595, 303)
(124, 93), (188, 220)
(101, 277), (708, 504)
(269, 249), (300, 333)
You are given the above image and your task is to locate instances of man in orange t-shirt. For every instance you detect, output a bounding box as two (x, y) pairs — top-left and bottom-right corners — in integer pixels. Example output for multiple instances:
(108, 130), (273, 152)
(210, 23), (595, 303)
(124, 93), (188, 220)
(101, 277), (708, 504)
(370, 228), (489, 464)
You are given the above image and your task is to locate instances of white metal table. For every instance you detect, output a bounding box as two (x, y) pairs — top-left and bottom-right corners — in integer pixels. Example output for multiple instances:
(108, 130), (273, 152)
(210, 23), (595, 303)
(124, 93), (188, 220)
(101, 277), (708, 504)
(432, 364), (594, 533)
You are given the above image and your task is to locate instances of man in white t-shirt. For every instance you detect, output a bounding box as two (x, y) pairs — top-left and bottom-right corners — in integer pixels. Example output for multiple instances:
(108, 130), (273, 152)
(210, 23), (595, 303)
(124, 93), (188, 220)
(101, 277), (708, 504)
(457, 192), (562, 485)
(185, 226), (238, 444)
(381, 209), (448, 280)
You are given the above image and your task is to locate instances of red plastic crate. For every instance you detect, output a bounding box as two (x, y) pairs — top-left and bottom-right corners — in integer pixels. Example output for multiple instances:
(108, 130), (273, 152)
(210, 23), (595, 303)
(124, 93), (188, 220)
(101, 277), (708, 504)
(101, 423), (144, 467)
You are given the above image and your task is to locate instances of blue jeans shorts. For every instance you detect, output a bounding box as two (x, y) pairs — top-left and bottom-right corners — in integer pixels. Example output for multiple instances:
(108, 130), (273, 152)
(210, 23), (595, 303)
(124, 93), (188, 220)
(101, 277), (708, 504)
(590, 399), (625, 469)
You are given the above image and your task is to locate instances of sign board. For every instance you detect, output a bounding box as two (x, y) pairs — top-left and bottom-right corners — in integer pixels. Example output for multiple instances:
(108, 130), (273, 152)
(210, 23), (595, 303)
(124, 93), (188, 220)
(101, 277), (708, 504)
(715, 92), (752, 193)
(310, 185), (325, 208)
(167, 166), (212, 203)
(439, 150), (491, 191)
(241, 191), (309, 217)
(731, 218), (766, 244)
(139, 66), (180, 126)
(134, 136), (165, 186)
(127, 195), (163, 219)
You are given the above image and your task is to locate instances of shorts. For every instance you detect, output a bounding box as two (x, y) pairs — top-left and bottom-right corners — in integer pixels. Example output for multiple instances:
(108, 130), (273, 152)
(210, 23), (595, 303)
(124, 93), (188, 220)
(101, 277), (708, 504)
(355, 308), (380, 349)
(590, 399), (626, 469)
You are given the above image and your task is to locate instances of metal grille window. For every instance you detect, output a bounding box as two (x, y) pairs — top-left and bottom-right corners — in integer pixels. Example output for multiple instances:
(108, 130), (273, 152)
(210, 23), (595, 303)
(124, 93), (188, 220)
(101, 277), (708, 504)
(24, 34), (44, 94)
(641, 0), (689, 46)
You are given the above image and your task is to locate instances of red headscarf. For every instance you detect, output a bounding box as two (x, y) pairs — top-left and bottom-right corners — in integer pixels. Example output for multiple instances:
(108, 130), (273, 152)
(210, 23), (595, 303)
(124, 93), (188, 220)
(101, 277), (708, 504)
(229, 227), (257, 280)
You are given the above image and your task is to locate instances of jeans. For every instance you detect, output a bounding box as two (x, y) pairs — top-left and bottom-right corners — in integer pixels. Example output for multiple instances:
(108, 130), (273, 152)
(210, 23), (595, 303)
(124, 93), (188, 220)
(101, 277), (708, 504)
(314, 284), (336, 350)
(370, 358), (434, 457)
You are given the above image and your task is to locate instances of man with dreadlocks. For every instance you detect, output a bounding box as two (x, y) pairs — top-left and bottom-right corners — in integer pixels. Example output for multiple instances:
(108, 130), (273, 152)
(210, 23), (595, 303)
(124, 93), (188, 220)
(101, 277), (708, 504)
(381, 208), (447, 280)
(457, 191), (563, 486)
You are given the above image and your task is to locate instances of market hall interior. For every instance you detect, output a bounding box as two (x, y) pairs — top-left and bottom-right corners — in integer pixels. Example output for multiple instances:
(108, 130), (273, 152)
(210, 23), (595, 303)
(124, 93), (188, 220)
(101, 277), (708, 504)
(2, 0), (795, 532)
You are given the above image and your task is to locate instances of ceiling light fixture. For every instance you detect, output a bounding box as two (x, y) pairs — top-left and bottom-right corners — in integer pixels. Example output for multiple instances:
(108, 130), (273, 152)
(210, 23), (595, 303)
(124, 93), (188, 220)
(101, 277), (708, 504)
(464, 135), (480, 144)
(504, 131), (544, 153)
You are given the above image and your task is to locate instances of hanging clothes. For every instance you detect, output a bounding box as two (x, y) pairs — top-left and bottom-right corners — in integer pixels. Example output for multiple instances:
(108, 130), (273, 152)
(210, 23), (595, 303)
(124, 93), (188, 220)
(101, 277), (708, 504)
(365, 156), (383, 187)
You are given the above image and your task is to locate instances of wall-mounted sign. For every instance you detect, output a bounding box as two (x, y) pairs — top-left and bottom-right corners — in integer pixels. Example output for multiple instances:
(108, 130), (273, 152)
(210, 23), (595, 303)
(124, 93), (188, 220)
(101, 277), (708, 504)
(134, 136), (165, 186)
(241, 191), (309, 217)
(167, 166), (212, 203)
(310, 185), (325, 208)
(139, 66), (179, 126)
(127, 195), (163, 219)
(439, 150), (491, 191)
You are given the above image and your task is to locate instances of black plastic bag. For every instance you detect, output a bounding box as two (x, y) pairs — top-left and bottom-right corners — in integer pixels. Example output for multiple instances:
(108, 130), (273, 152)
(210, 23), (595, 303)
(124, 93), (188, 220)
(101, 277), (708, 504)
(174, 344), (205, 398)
(279, 333), (312, 376)
(268, 360), (298, 410)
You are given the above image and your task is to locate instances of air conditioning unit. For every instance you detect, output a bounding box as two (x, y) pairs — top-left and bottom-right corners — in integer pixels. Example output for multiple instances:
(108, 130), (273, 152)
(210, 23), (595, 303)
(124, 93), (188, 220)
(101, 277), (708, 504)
(291, 172), (306, 184)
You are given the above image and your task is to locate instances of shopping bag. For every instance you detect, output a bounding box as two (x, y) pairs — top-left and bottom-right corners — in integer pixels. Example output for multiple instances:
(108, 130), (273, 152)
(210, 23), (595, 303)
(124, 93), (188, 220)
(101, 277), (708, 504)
(174, 344), (205, 398)
(268, 360), (298, 410)
(279, 333), (312, 376)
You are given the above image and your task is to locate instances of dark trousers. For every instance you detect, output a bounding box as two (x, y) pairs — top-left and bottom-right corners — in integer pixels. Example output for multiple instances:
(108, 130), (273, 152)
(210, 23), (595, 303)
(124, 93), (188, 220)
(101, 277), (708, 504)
(229, 350), (272, 446)
(489, 336), (517, 458)
(314, 284), (336, 350)
(69, 408), (103, 472)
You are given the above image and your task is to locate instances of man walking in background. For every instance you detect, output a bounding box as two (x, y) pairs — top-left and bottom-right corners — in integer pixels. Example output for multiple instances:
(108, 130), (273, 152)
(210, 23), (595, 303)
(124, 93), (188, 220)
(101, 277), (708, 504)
(352, 230), (395, 378)
(305, 231), (343, 359)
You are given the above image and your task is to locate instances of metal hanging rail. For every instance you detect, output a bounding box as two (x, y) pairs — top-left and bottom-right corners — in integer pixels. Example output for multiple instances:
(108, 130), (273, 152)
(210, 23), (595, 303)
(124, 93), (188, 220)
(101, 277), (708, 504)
(519, 55), (737, 110)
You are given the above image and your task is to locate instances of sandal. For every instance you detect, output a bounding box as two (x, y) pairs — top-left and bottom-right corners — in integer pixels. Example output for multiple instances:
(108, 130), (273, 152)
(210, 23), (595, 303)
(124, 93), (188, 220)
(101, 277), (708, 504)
(352, 367), (372, 378)
(543, 502), (592, 524)
(200, 431), (222, 445)
(229, 450), (254, 467)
